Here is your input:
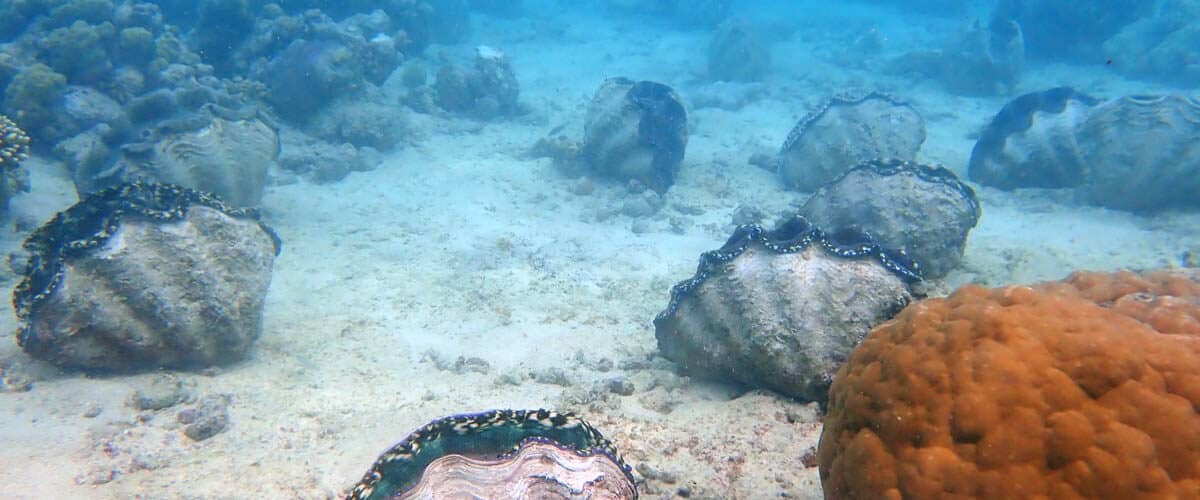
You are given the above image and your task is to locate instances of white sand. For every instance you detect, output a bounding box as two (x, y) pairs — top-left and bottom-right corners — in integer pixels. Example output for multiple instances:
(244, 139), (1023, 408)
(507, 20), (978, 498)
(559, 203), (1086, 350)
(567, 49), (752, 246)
(0, 4), (1197, 499)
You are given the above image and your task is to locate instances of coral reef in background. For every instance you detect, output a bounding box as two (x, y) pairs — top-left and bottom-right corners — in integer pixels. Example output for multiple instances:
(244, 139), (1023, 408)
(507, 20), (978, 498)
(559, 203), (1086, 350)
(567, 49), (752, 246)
(1103, 0), (1200, 87)
(654, 215), (919, 405)
(13, 181), (280, 371)
(0, 113), (31, 215)
(777, 91), (925, 192)
(969, 88), (1200, 212)
(819, 268), (1200, 499)
(601, 0), (731, 28)
(888, 16), (1024, 96)
(432, 45), (522, 119)
(800, 159), (980, 279)
(581, 77), (688, 194)
(707, 17), (770, 82)
(991, 0), (1150, 61)
(349, 409), (635, 500)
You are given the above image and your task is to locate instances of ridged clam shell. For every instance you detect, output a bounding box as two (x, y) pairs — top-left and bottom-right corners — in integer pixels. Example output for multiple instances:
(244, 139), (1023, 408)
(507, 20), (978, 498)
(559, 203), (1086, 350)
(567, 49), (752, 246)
(132, 117), (278, 207)
(968, 89), (1200, 211)
(18, 204), (277, 370)
(801, 159), (980, 279)
(655, 218), (916, 405)
(777, 92), (925, 191)
(1074, 94), (1200, 211)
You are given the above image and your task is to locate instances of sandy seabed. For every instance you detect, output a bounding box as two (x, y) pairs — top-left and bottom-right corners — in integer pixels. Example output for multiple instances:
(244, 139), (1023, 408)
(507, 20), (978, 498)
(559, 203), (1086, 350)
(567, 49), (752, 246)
(1, 7), (1198, 499)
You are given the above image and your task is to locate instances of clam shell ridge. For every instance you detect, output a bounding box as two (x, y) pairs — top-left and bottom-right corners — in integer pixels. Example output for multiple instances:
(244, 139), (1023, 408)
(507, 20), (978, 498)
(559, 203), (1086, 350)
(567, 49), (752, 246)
(655, 214), (922, 324)
(777, 91), (925, 191)
(349, 409), (636, 500)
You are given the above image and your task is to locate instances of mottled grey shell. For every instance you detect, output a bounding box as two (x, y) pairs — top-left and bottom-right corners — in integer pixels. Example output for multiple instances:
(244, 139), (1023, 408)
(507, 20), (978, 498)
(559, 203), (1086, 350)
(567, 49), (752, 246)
(655, 243), (913, 405)
(778, 92), (925, 191)
(581, 77), (688, 194)
(801, 159), (980, 279)
(129, 117), (278, 207)
(20, 205), (276, 370)
(399, 440), (637, 500)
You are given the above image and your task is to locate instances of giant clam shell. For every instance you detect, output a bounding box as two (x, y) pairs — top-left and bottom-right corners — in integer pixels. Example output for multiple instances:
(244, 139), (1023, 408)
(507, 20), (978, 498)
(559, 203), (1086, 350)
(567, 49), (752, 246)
(581, 77), (688, 194)
(1074, 94), (1200, 211)
(968, 89), (1200, 211)
(654, 216), (918, 405)
(967, 86), (1098, 189)
(777, 91), (925, 191)
(350, 409), (636, 500)
(801, 159), (980, 279)
(122, 117), (279, 207)
(13, 182), (280, 370)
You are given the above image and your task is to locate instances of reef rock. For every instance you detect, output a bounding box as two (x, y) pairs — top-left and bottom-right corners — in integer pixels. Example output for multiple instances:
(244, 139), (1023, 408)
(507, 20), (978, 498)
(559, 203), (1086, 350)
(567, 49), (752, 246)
(820, 268), (1200, 498)
(581, 77), (688, 194)
(991, 0), (1149, 61)
(654, 216), (919, 405)
(349, 409), (635, 500)
(433, 45), (521, 119)
(707, 17), (770, 82)
(777, 91), (925, 191)
(117, 116), (278, 207)
(889, 17), (1024, 96)
(13, 182), (281, 371)
(969, 89), (1200, 212)
(1103, 1), (1200, 86)
(801, 159), (980, 279)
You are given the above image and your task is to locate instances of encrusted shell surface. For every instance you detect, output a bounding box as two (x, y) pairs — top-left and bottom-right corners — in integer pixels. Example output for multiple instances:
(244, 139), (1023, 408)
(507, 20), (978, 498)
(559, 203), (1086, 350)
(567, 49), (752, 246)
(122, 117), (279, 207)
(801, 159), (980, 279)
(13, 182), (280, 370)
(350, 409), (635, 500)
(398, 439), (637, 499)
(654, 216), (918, 405)
(581, 77), (688, 193)
(777, 91), (925, 191)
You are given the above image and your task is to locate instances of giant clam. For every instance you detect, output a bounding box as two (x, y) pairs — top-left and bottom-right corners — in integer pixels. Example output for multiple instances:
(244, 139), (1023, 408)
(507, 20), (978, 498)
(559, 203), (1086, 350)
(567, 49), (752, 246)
(777, 91), (925, 191)
(13, 181), (280, 371)
(968, 88), (1200, 212)
(654, 215), (919, 405)
(118, 116), (279, 207)
(349, 409), (636, 499)
(801, 159), (980, 279)
(581, 77), (688, 194)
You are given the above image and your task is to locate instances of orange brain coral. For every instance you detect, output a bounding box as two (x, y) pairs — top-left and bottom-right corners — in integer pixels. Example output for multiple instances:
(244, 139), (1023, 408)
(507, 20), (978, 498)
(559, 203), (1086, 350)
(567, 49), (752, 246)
(818, 269), (1200, 499)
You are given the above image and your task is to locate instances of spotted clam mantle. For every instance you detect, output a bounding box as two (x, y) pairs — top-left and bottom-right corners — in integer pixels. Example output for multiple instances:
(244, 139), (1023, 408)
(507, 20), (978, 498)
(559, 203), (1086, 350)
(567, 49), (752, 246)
(350, 409), (636, 499)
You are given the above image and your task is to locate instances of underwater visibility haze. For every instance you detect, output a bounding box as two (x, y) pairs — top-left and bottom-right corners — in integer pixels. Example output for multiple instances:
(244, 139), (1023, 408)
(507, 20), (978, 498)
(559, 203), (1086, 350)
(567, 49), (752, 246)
(0, 0), (1198, 498)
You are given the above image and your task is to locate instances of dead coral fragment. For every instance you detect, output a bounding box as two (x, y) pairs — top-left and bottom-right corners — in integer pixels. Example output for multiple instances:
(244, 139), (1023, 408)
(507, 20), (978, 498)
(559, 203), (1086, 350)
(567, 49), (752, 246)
(819, 269), (1200, 499)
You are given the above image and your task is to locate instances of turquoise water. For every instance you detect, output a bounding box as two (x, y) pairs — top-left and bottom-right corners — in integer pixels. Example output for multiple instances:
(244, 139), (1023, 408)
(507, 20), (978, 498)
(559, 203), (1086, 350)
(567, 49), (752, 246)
(0, 1), (1197, 498)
